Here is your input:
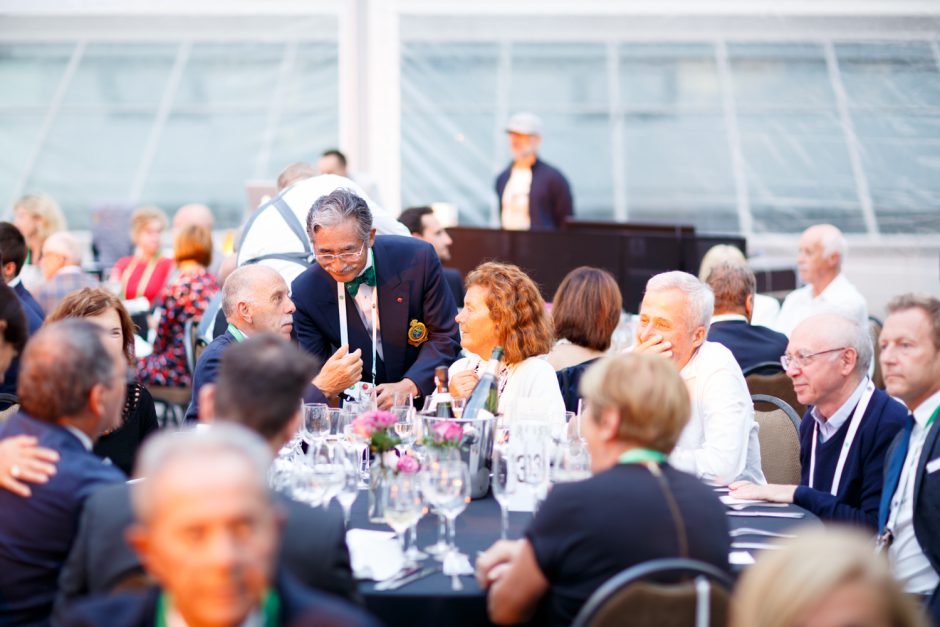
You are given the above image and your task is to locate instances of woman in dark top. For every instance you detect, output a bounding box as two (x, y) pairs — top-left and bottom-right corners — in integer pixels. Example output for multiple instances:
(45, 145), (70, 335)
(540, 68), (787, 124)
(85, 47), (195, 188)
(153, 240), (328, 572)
(46, 288), (159, 475)
(476, 353), (730, 626)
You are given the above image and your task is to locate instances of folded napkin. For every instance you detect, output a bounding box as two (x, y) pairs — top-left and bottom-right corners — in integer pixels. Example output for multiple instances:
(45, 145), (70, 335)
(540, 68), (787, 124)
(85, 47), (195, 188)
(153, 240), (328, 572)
(729, 551), (755, 565)
(443, 551), (474, 576)
(720, 495), (765, 506)
(345, 529), (404, 581)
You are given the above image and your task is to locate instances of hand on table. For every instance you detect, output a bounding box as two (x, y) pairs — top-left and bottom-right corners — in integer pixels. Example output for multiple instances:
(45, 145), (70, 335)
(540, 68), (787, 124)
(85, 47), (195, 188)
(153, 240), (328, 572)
(375, 379), (419, 410)
(449, 370), (478, 400)
(313, 344), (363, 397)
(0, 435), (59, 498)
(630, 333), (673, 360)
(729, 481), (797, 503)
(475, 540), (523, 590)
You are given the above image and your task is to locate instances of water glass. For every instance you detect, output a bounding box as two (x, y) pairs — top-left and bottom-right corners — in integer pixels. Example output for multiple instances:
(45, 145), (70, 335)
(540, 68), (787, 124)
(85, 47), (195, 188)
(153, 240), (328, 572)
(491, 445), (516, 540)
(553, 439), (592, 483)
(422, 459), (471, 558)
(385, 473), (425, 556)
(303, 403), (331, 444)
(335, 445), (361, 527)
(391, 404), (417, 447)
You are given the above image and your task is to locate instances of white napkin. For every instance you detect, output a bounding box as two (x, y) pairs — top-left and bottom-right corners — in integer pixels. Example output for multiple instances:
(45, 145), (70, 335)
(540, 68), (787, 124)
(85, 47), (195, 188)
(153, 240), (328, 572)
(345, 529), (404, 581)
(720, 495), (765, 506)
(443, 551), (474, 576)
(729, 551), (755, 565)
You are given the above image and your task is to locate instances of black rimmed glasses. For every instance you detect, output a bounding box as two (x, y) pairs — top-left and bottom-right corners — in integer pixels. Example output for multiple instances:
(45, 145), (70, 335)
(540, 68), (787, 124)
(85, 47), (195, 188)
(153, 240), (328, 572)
(316, 241), (366, 265)
(780, 347), (847, 370)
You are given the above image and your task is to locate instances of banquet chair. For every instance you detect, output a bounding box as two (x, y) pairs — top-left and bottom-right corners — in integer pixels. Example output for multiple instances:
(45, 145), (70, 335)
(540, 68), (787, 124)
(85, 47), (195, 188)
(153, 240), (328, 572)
(741, 361), (784, 377)
(184, 318), (209, 376)
(746, 370), (806, 417)
(751, 393), (802, 485)
(149, 386), (191, 428)
(571, 558), (733, 627)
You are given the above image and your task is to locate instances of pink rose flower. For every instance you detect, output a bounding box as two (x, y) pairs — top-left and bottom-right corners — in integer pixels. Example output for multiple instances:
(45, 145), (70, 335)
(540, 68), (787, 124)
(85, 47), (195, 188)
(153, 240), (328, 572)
(397, 453), (421, 474)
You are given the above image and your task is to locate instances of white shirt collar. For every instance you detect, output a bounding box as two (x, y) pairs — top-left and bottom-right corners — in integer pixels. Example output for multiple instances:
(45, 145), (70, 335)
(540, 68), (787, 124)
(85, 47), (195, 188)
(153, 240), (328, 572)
(8, 276), (21, 288)
(56, 265), (82, 275)
(814, 273), (849, 301)
(64, 425), (93, 451)
(356, 248), (374, 278)
(710, 313), (748, 324)
(167, 600), (262, 627)
(811, 376), (868, 438)
(912, 389), (940, 426)
(679, 343), (706, 381)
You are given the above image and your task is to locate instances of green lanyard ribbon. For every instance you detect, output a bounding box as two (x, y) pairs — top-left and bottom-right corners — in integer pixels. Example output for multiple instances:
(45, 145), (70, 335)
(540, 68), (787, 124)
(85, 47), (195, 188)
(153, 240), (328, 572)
(156, 590), (280, 627)
(618, 448), (668, 465)
(227, 323), (248, 343)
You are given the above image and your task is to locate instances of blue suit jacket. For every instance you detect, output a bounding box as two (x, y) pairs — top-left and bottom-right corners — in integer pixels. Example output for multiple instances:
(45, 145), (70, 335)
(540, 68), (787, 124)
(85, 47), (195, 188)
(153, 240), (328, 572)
(62, 570), (378, 627)
(0, 412), (124, 626)
(291, 235), (460, 398)
(495, 158), (574, 230)
(707, 319), (789, 374)
(792, 387), (906, 529)
(184, 330), (237, 421)
(0, 283), (46, 407)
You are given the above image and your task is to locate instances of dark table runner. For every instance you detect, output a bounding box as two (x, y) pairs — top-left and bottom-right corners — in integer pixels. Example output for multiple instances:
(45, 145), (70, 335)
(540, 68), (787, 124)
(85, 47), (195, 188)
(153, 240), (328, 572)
(347, 491), (820, 627)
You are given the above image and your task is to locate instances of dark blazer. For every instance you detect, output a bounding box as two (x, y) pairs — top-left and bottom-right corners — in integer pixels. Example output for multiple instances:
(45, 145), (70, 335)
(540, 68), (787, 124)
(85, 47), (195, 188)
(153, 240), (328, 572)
(883, 406), (940, 625)
(494, 157), (574, 230)
(292, 235), (460, 397)
(707, 318), (789, 374)
(792, 387), (906, 529)
(0, 412), (124, 626)
(61, 570), (379, 627)
(0, 283), (46, 407)
(184, 330), (238, 421)
(55, 482), (360, 618)
(442, 266), (465, 309)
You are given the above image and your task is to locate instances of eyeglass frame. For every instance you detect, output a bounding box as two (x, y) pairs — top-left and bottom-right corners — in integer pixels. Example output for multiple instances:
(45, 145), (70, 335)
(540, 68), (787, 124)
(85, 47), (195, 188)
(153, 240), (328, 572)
(780, 347), (848, 370)
(315, 241), (367, 265)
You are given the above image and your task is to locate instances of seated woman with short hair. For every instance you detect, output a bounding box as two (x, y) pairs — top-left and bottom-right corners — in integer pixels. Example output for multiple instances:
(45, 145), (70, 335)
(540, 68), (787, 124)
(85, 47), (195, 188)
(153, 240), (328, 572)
(475, 353), (730, 626)
(448, 262), (564, 424)
(547, 266), (622, 412)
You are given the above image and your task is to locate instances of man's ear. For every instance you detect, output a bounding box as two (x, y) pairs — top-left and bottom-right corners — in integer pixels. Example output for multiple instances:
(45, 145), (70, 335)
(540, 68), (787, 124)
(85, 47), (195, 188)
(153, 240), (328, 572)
(198, 384), (216, 424)
(368, 228), (377, 247)
(236, 301), (252, 326)
(744, 294), (754, 322)
(598, 406), (621, 442)
(87, 383), (106, 420)
(691, 325), (707, 349)
(1, 261), (15, 283)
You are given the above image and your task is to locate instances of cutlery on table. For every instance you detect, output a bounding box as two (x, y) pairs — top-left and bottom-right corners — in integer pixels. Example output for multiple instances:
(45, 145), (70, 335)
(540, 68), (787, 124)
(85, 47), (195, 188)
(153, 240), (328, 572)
(377, 565), (440, 591)
(727, 502), (789, 510)
(729, 527), (796, 539)
(726, 510), (805, 519)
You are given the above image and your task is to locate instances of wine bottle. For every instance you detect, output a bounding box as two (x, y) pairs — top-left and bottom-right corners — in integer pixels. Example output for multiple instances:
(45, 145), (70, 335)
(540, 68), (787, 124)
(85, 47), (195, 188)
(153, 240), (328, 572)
(462, 346), (504, 419)
(434, 365), (455, 418)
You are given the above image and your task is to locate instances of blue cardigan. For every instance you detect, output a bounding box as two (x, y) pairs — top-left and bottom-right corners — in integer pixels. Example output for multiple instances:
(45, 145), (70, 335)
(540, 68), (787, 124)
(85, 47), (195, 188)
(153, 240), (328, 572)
(793, 387), (907, 529)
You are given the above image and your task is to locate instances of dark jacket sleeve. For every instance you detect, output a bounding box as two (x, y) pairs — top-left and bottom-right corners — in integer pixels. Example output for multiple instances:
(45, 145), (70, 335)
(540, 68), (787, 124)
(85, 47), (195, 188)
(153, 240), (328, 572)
(291, 274), (336, 365)
(550, 167), (574, 228)
(185, 339), (225, 421)
(401, 248), (460, 395)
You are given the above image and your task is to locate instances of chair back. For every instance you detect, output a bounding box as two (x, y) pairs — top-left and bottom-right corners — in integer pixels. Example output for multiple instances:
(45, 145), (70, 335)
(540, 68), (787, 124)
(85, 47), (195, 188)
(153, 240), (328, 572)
(556, 358), (600, 414)
(184, 318), (209, 376)
(869, 317), (884, 390)
(571, 558), (733, 627)
(742, 361), (784, 376)
(751, 393), (802, 485)
(746, 370), (806, 417)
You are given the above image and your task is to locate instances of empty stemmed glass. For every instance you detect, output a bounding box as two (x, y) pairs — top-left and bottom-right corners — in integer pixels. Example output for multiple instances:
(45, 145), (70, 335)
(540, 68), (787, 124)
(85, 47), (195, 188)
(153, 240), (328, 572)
(335, 445), (361, 527)
(390, 403), (417, 449)
(491, 445), (516, 540)
(307, 442), (346, 509)
(422, 458), (471, 559)
(385, 473), (425, 559)
(553, 438), (591, 483)
(339, 408), (369, 486)
(303, 403), (331, 446)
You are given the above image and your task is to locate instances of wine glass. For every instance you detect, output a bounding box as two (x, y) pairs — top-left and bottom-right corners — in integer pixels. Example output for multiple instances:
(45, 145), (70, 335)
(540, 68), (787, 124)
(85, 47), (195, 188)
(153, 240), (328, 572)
(308, 442), (346, 508)
(422, 459), (471, 558)
(335, 445), (361, 527)
(339, 409), (370, 486)
(385, 473), (424, 559)
(303, 403), (330, 445)
(491, 445), (516, 540)
(553, 438), (592, 483)
(391, 404), (417, 448)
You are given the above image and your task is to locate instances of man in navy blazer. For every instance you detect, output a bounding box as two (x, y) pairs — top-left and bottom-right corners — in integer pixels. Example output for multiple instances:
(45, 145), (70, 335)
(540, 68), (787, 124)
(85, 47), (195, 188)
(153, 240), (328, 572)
(704, 261), (788, 374)
(730, 314), (905, 529)
(292, 188), (460, 409)
(878, 294), (940, 623)
(0, 222), (45, 410)
(0, 320), (126, 625)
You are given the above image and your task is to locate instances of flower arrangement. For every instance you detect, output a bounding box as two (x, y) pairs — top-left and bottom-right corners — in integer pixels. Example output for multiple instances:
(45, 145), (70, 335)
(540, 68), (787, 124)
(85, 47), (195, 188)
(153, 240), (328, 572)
(396, 452), (421, 474)
(352, 410), (400, 454)
(424, 419), (466, 449)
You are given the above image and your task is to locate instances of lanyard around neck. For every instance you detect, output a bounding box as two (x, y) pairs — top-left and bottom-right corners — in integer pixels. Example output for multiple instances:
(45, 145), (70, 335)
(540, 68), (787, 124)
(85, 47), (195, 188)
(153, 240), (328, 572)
(618, 448), (668, 465)
(156, 590), (280, 627)
(809, 379), (875, 496)
(227, 323), (247, 342)
(337, 249), (377, 387)
(124, 255), (159, 301)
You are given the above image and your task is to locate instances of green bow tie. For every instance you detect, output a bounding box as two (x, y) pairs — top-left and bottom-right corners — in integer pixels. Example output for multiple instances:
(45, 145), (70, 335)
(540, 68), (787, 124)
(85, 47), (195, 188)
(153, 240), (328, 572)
(346, 264), (376, 297)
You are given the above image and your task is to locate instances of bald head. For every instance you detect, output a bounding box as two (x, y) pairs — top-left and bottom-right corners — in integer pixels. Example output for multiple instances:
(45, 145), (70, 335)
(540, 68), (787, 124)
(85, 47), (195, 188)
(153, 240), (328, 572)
(798, 224), (846, 291)
(276, 162), (317, 192)
(173, 204), (214, 233)
(39, 231), (83, 279)
(222, 265), (295, 338)
(793, 313), (871, 377)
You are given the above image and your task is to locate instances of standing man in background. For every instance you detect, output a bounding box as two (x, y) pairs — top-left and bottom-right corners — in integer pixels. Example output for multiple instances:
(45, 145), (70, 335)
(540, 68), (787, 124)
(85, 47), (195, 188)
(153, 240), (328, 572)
(495, 112), (573, 230)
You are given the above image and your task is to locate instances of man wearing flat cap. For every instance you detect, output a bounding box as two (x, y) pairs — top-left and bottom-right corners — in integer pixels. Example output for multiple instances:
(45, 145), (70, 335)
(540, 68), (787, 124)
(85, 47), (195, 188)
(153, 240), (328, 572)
(495, 112), (574, 230)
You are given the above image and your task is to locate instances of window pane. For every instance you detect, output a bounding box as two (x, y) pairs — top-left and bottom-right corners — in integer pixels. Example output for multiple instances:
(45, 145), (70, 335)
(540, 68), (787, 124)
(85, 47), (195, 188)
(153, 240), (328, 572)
(63, 43), (177, 107)
(0, 44), (74, 107)
(837, 42), (940, 108)
(510, 43), (608, 109)
(25, 111), (153, 229)
(142, 111), (267, 227)
(623, 112), (738, 231)
(729, 43), (835, 109)
(282, 43), (339, 110)
(0, 115), (45, 207)
(402, 43), (499, 109)
(269, 111), (338, 177)
(619, 43), (720, 111)
(174, 43), (284, 108)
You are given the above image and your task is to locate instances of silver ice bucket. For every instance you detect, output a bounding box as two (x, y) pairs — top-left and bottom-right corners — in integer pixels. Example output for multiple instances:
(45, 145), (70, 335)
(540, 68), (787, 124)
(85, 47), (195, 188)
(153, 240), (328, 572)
(422, 415), (496, 499)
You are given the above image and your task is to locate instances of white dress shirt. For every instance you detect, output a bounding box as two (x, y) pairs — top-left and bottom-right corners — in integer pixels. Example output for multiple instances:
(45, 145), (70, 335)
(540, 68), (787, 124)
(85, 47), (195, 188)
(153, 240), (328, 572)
(351, 252), (383, 361)
(811, 376), (868, 443)
(670, 341), (766, 485)
(772, 273), (868, 337)
(236, 174), (409, 287)
(889, 389), (940, 594)
(448, 354), (565, 426)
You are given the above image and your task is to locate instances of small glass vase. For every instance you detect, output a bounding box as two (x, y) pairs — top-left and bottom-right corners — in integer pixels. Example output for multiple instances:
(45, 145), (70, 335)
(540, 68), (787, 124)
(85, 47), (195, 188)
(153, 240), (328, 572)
(368, 457), (391, 523)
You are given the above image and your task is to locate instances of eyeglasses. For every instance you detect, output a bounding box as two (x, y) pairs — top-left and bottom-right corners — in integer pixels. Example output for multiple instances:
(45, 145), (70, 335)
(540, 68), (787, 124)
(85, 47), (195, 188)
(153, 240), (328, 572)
(316, 242), (366, 265)
(780, 347), (847, 370)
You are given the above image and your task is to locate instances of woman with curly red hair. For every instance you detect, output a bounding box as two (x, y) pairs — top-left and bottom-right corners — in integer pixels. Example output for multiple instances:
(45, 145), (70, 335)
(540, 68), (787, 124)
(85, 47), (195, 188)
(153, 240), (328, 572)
(448, 262), (565, 424)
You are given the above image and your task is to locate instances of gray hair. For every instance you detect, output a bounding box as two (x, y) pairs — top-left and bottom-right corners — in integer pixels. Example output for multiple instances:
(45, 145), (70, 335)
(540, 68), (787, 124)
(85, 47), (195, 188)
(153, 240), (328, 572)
(698, 244), (746, 282)
(221, 264), (284, 319)
(18, 320), (115, 422)
(306, 188), (372, 242)
(42, 231), (83, 265)
(645, 271), (715, 332)
(805, 224), (847, 264)
(803, 313), (873, 376)
(131, 423), (273, 523)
